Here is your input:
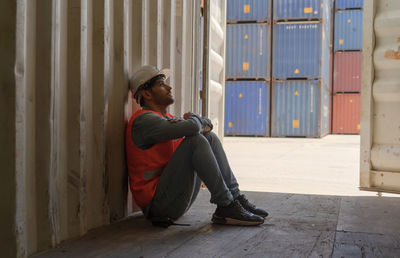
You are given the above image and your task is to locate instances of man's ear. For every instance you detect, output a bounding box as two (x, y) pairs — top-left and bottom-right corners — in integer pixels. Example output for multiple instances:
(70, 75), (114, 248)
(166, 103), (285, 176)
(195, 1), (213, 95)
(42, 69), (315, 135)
(141, 89), (152, 101)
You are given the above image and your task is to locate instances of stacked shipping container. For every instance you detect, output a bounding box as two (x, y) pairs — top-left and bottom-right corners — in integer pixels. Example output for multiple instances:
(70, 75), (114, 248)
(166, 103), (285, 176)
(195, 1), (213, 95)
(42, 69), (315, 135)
(225, 0), (272, 136)
(225, 0), (334, 138)
(332, 1), (363, 134)
(225, 81), (270, 135)
(271, 0), (332, 138)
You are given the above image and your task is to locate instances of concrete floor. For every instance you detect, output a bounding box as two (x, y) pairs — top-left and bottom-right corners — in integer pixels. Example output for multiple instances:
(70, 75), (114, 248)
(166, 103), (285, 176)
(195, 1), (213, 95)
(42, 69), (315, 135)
(33, 135), (400, 257)
(224, 135), (377, 196)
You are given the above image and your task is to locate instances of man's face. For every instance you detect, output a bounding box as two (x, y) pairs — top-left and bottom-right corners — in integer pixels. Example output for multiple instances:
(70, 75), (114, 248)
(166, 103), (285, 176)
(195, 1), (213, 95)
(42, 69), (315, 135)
(148, 77), (174, 106)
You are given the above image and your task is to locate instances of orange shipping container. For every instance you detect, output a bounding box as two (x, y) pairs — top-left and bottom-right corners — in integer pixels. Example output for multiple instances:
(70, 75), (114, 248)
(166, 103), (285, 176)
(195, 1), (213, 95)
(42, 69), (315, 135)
(332, 94), (361, 134)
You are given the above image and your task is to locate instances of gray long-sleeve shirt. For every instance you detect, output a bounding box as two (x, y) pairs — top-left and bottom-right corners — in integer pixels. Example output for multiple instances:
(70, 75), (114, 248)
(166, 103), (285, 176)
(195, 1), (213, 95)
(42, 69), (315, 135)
(132, 110), (212, 150)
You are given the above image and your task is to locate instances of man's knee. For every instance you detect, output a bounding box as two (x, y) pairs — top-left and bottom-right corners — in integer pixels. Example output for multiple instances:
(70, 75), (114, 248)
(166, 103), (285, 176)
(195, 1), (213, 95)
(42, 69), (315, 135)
(184, 133), (209, 146)
(203, 131), (219, 144)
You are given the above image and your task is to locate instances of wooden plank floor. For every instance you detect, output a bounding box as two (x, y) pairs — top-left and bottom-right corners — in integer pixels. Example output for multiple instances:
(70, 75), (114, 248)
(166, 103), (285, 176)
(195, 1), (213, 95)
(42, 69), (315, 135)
(33, 190), (400, 258)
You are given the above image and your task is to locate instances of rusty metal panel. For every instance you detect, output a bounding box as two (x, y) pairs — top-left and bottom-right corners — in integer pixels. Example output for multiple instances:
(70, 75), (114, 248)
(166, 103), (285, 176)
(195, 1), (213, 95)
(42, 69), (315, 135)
(360, 0), (400, 194)
(333, 51), (362, 93)
(332, 94), (361, 134)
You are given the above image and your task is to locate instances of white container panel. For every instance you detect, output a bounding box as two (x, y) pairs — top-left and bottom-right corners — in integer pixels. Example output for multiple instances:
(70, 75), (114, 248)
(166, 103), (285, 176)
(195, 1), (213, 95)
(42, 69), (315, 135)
(360, 0), (400, 194)
(7, 0), (202, 256)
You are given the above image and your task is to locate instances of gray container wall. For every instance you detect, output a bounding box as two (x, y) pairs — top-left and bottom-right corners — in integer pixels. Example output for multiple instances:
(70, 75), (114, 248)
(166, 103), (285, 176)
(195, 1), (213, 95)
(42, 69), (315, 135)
(4, 0), (201, 256)
(322, 0), (333, 47)
(227, 0), (271, 22)
(226, 23), (271, 79)
(271, 80), (330, 137)
(321, 27), (331, 86)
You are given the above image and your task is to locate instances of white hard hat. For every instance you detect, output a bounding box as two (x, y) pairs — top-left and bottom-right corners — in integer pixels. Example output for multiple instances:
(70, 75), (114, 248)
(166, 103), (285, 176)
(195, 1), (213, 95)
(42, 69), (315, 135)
(129, 65), (170, 97)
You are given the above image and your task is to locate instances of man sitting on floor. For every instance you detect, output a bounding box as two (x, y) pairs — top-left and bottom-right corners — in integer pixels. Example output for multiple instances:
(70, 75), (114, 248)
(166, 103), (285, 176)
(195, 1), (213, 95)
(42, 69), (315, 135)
(126, 65), (268, 226)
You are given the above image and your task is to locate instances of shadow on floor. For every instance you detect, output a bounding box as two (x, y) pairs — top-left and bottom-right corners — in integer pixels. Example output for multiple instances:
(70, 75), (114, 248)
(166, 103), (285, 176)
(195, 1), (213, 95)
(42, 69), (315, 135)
(33, 190), (400, 258)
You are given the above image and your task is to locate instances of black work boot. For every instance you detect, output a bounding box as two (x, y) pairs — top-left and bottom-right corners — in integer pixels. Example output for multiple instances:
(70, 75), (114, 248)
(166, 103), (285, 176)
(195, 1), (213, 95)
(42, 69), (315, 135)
(236, 195), (269, 218)
(212, 200), (264, 226)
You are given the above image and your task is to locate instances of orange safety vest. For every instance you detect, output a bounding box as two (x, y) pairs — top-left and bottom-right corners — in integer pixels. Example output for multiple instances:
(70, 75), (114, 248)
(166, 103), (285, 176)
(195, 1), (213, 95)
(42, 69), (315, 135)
(125, 109), (183, 208)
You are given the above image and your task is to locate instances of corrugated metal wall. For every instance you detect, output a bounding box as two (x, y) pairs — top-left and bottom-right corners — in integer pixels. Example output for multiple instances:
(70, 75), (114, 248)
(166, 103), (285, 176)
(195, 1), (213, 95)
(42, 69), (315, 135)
(226, 23), (270, 79)
(334, 9), (363, 50)
(2, 0), (201, 256)
(225, 81), (270, 136)
(273, 0), (322, 20)
(272, 0), (332, 83)
(271, 80), (330, 137)
(335, 0), (363, 10)
(272, 22), (322, 79)
(333, 51), (362, 92)
(203, 0), (226, 139)
(331, 4), (362, 134)
(332, 94), (361, 134)
(226, 0), (271, 22)
(360, 0), (400, 193)
(224, 0), (268, 137)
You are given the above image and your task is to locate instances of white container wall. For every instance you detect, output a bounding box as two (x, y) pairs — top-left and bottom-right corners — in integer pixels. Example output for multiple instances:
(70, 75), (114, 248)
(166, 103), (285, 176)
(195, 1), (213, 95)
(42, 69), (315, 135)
(1, 0), (203, 256)
(203, 0), (227, 139)
(360, 0), (400, 194)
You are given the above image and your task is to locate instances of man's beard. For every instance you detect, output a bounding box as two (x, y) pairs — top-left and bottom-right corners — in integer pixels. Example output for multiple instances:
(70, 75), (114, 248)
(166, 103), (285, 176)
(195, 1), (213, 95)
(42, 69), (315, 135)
(155, 95), (174, 106)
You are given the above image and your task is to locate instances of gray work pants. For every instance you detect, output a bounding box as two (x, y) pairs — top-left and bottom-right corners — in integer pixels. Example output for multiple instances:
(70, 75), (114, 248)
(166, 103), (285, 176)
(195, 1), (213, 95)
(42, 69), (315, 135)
(145, 132), (240, 219)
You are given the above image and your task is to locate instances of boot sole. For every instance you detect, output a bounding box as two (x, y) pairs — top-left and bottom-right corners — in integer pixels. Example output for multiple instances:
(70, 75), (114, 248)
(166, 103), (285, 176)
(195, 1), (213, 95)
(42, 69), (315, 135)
(212, 215), (264, 226)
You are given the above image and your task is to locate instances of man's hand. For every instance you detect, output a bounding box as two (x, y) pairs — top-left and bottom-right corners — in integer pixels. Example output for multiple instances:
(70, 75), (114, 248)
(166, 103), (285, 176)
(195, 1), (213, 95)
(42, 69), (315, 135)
(183, 112), (195, 120)
(203, 125), (212, 133)
(183, 111), (213, 133)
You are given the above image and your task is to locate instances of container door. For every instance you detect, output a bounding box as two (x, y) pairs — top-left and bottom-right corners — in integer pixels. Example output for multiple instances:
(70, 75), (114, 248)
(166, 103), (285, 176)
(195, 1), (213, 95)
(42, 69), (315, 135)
(360, 0), (400, 194)
(202, 0), (226, 139)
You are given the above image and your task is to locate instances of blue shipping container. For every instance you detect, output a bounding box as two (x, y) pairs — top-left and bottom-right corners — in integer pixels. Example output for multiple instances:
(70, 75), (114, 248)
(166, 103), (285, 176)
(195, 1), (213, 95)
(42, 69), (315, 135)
(226, 24), (270, 79)
(225, 81), (270, 136)
(335, 0), (363, 10)
(334, 10), (363, 51)
(271, 80), (329, 137)
(227, 0), (271, 22)
(273, 0), (322, 20)
(272, 22), (330, 84)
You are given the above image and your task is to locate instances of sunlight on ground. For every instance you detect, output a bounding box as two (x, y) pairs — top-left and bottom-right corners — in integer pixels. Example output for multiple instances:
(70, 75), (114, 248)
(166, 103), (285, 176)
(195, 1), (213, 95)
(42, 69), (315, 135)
(223, 135), (397, 197)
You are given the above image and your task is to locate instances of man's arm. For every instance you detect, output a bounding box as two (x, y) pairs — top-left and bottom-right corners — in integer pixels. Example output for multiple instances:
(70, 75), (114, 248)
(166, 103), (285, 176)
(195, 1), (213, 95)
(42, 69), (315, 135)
(132, 112), (204, 149)
(183, 112), (213, 133)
